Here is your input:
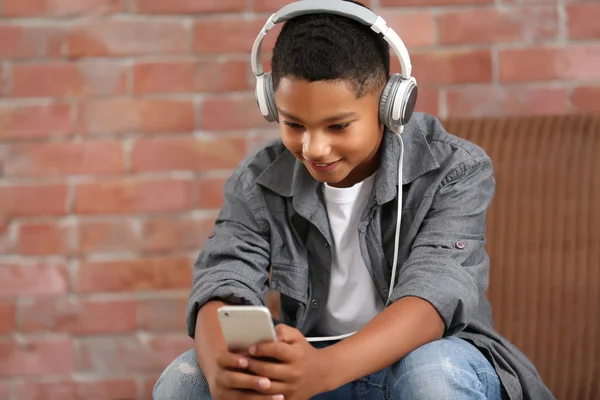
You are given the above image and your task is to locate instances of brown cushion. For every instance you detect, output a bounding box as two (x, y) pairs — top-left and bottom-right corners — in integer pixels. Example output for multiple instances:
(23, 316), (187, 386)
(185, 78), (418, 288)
(443, 114), (600, 400)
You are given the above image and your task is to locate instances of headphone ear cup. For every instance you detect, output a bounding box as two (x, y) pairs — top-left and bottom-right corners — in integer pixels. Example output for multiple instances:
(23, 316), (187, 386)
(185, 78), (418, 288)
(263, 72), (279, 122)
(379, 74), (402, 129)
(399, 77), (418, 126)
(255, 72), (279, 122)
(379, 74), (418, 131)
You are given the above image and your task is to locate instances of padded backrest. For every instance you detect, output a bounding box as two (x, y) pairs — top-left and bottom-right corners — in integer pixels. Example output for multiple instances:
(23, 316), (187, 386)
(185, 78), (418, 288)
(442, 114), (600, 400)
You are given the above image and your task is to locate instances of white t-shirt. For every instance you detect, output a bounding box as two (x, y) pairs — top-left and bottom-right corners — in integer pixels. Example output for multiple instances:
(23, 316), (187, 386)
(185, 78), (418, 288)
(317, 173), (385, 336)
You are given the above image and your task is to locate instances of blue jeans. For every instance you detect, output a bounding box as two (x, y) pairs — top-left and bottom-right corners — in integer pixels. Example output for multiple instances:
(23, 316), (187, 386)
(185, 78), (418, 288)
(153, 336), (503, 399)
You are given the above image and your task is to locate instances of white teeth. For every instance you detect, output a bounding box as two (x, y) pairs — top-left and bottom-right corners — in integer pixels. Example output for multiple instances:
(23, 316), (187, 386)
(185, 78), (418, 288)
(316, 163), (328, 167)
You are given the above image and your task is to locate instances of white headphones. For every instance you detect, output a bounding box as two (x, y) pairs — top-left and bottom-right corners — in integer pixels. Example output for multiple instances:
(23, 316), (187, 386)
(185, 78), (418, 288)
(251, 0), (411, 342)
(250, 0), (419, 134)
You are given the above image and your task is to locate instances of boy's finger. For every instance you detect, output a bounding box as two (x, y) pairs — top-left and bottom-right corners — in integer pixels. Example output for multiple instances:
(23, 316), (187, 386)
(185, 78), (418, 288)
(215, 351), (250, 370)
(250, 342), (299, 363)
(218, 388), (285, 400)
(275, 324), (303, 343)
(217, 370), (275, 392)
(247, 358), (294, 382)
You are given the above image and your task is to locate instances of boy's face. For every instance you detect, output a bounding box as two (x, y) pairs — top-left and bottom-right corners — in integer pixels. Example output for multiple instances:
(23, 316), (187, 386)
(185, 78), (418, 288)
(274, 77), (385, 188)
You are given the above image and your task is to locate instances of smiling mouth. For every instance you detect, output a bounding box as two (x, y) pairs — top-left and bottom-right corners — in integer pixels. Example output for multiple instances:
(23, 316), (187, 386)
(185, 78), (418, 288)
(308, 159), (340, 165)
(305, 159), (342, 172)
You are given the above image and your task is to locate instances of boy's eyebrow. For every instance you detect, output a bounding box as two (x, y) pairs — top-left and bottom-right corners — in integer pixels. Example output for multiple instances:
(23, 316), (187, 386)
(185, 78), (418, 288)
(278, 108), (357, 123)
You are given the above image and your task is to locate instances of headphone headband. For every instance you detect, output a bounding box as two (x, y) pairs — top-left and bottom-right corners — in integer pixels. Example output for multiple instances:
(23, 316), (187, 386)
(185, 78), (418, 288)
(250, 0), (412, 80)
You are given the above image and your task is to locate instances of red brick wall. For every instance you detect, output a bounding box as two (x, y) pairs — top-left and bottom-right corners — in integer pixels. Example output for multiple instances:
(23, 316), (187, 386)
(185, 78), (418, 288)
(1, 0), (599, 398)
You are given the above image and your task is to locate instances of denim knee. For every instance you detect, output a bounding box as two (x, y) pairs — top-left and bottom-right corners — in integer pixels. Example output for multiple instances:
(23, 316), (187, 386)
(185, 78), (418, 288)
(153, 349), (212, 400)
(388, 337), (502, 400)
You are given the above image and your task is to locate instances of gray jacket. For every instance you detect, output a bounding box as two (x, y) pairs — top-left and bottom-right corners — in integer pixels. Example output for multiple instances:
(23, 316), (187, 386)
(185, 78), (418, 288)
(186, 112), (555, 400)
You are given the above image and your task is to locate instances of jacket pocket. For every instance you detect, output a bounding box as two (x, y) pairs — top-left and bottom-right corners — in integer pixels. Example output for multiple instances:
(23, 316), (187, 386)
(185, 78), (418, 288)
(270, 262), (309, 305)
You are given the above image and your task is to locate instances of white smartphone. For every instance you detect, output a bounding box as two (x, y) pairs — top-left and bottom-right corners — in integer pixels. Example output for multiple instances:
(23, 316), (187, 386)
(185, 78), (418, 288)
(217, 305), (277, 353)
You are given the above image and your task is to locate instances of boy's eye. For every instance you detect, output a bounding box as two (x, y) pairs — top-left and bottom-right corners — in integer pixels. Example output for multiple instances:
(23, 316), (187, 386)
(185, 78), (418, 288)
(329, 123), (350, 131)
(282, 121), (351, 131)
(283, 121), (303, 129)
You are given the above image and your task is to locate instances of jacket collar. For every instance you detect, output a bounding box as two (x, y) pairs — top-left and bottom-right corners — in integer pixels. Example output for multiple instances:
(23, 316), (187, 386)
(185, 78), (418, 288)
(256, 117), (440, 206)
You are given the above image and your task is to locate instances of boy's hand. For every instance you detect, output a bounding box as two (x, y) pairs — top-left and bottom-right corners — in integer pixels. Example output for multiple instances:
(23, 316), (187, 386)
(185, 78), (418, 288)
(210, 350), (285, 400)
(245, 324), (332, 400)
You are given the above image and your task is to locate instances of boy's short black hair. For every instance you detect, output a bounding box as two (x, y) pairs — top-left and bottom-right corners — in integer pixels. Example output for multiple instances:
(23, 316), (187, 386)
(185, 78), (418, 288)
(271, 0), (391, 98)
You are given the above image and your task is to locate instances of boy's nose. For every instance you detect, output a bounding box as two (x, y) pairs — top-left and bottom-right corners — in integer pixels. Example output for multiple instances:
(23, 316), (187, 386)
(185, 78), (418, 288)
(301, 131), (331, 161)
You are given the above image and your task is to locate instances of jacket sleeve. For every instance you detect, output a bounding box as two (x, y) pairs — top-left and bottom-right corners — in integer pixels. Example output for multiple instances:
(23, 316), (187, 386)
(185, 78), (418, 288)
(186, 171), (271, 339)
(389, 156), (495, 336)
